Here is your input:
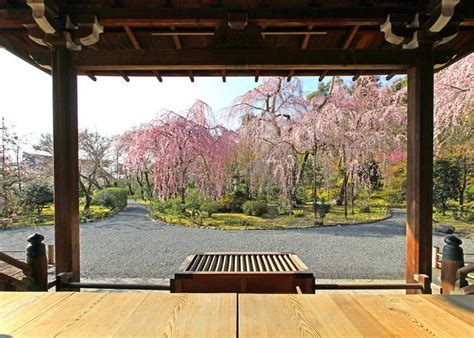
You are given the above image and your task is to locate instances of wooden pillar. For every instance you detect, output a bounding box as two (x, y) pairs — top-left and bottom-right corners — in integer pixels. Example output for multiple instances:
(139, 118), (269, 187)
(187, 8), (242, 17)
(52, 46), (80, 282)
(406, 45), (433, 293)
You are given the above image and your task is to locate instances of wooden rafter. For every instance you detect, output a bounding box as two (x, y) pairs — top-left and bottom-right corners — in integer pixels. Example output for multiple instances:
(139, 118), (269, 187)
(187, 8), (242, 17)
(85, 71), (97, 81)
(352, 70), (363, 81)
(343, 25), (360, 49)
(153, 70), (163, 82)
(121, 72), (130, 82)
(255, 69), (260, 82)
(221, 69), (226, 82)
(320, 25), (360, 80)
(287, 25), (314, 81)
(319, 70), (329, 82)
(124, 26), (141, 50)
(386, 71), (397, 81)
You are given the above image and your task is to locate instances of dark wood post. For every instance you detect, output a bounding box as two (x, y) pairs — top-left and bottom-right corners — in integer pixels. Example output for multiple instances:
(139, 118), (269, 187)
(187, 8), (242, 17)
(52, 46), (80, 283)
(441, 235), (464, 295)
(406, 45), (433, 294)
(26, 233), (48, 291)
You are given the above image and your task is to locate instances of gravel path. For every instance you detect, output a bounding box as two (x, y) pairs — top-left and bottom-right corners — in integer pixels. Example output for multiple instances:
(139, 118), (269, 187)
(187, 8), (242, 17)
(1, 201), (472, 279)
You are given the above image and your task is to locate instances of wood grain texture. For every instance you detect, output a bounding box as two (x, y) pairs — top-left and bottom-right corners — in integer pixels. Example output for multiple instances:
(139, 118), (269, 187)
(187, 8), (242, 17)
(0, 292), (236, 337)
(239, 294), (474, 337)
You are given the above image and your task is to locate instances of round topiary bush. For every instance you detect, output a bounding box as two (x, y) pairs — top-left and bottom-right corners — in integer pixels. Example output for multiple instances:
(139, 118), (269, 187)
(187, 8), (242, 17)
(242, 200), (268, 216)
(200, 201), (222, 217)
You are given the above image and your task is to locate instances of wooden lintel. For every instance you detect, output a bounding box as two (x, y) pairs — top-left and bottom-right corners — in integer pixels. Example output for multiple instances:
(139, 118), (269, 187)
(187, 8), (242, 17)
(29, 49), (455, 72)
(406, 46), (434, 293)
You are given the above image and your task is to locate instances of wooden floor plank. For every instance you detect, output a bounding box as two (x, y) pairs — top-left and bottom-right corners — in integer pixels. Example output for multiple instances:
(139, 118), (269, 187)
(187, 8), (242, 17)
(350, 295), (434, 337)
(0, 293), (73, 333)
(12, 293), (107, 336)
(114, 293), (236, 337)
(382, 295), (474, 337)
(239, 294), (474, 338)
(421, 295), (474, 326)
(54, 293), (148, 336)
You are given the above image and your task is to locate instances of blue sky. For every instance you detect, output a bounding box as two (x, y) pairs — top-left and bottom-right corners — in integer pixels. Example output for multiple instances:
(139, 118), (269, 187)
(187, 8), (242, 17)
(0, 49), (322, 139)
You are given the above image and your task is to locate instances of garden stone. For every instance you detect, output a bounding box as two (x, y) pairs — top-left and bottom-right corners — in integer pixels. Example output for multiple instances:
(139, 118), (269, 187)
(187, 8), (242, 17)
(437, 224), (455, 234)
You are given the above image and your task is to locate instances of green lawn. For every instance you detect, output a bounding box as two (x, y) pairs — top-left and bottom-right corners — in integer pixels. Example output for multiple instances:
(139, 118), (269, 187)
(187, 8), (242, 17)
(154, 203), (391, 230)
(433, 210), (474, 237)
(4, 204), (112, 228)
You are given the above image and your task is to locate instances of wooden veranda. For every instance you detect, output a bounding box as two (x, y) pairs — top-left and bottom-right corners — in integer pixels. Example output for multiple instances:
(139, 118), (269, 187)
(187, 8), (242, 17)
(0, 0), (473, 301)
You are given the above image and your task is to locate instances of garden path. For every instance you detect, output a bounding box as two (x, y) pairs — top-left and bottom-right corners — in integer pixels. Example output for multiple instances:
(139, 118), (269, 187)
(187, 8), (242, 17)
(1, 201), (472, 279)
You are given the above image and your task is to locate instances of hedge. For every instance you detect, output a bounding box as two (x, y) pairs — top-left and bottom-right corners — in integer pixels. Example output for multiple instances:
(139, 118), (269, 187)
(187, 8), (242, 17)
(92, 187), (128, 211)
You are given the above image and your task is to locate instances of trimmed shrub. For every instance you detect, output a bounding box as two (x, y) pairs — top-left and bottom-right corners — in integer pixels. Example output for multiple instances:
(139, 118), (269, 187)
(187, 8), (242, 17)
(22, 183), (54, 215)
(200, 201), (222, 217)
(92, 187), (128, 211)
(218, 193), (247, 212)
(277, 201), (292, 215)
(314, 200), (331, 219)
(243, 200), (268, 216)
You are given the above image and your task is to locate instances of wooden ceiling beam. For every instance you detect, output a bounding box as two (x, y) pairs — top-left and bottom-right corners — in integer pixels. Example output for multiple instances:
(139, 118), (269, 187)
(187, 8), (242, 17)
(30, 49), (454, 72)
(66, 7), (419, 27)
(3, 6), (474, 29)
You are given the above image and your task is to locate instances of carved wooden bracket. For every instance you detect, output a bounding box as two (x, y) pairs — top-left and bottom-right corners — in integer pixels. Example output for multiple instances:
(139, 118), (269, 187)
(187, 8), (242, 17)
(380, 0), (461, 49)
(26, 0), (103, 50)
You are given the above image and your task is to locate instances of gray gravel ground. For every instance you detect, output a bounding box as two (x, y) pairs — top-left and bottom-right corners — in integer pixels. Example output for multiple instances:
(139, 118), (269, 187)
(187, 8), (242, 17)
(1, 201), (472, 280)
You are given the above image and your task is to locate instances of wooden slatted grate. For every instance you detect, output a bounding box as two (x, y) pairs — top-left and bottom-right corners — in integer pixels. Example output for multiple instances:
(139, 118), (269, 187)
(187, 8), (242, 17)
(182, 253), (307, 273)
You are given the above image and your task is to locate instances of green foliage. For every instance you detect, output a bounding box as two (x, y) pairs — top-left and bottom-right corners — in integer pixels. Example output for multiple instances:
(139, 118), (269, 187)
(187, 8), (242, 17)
(314, 199), (331, 219)
(433, 158), (461, 214)
(242, 200), (268, 216)
(292, 209), (304, 217)
(92, 187), (128, 211)
(358, 159), (383, 191)
(218, 193), (247, 212)
(22, 183), (53, 215)
(200, 201), (222, 217)
(277, 201), (292, 215)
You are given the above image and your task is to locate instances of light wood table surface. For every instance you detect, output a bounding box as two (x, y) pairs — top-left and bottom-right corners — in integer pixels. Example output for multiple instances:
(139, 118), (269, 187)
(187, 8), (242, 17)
(239, 294), (474, 337)
(1, 292), (473, 337)
(0, 292), (236, 337)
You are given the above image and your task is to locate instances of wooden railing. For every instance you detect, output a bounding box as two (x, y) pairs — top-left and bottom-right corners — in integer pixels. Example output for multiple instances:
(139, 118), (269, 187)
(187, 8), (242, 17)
(0, 233), (50, 291)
